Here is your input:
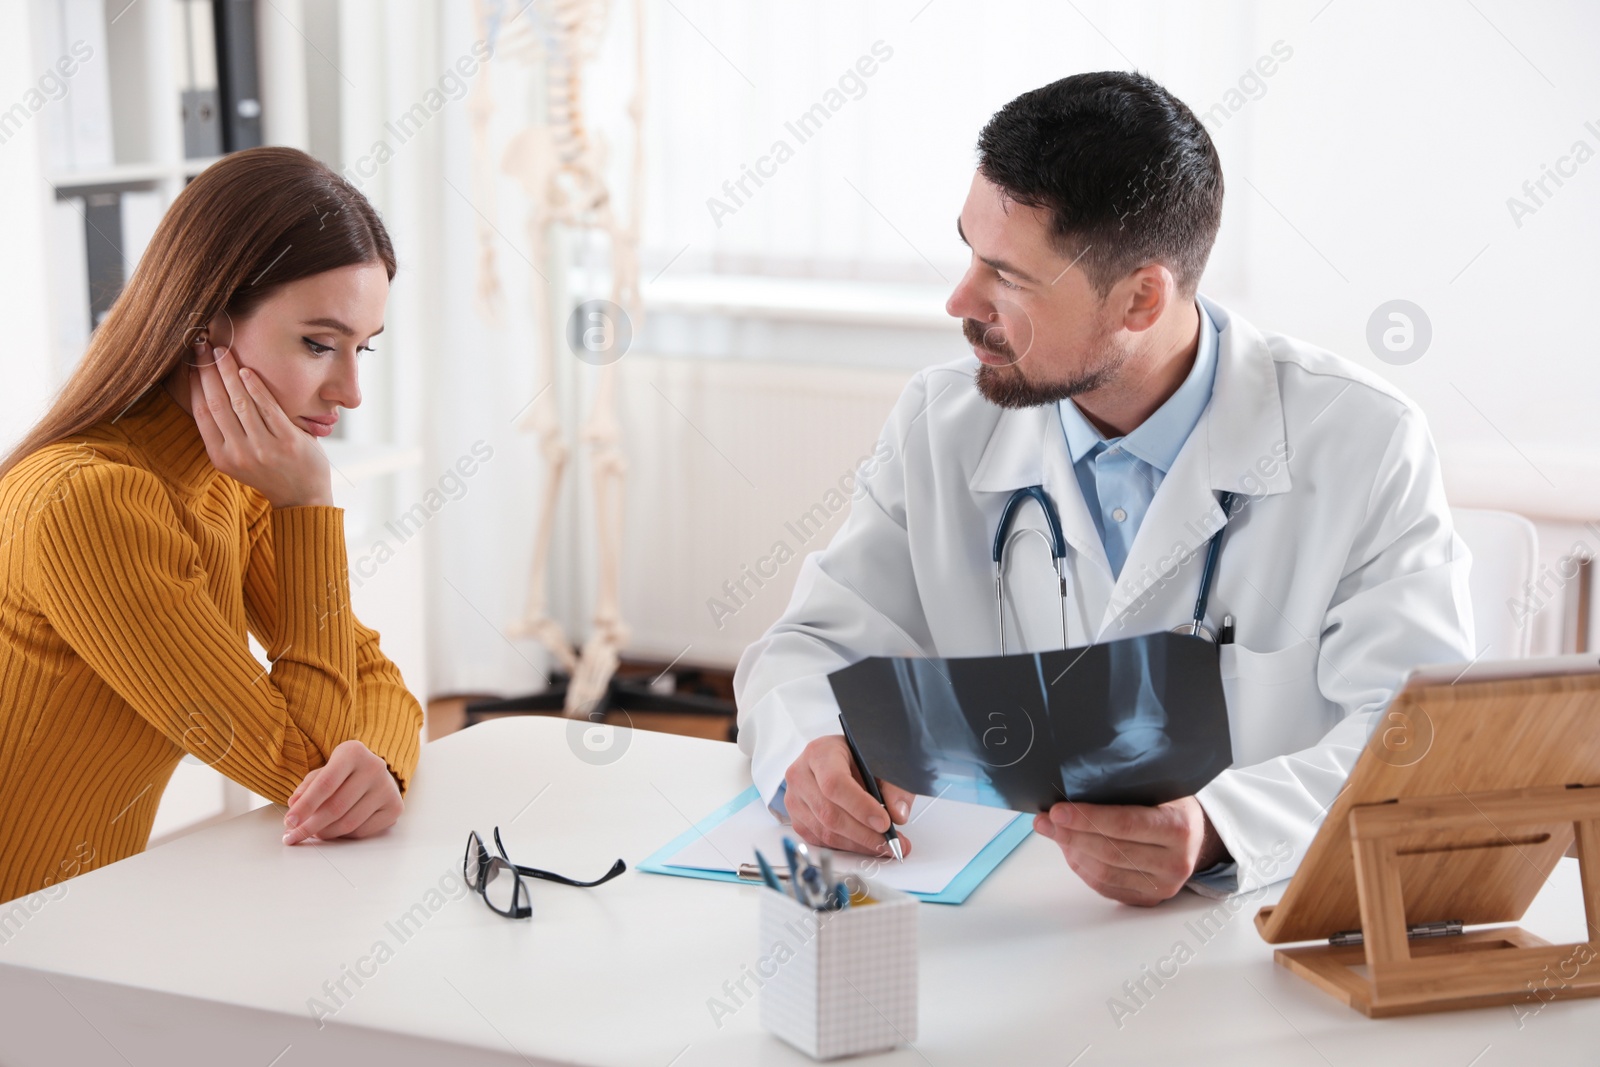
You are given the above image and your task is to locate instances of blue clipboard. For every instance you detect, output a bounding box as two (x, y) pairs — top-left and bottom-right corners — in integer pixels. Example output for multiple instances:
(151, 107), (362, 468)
(637, 785), (1033, 905)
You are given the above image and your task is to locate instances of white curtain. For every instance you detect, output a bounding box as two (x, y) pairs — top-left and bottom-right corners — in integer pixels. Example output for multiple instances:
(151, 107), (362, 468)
(329, 0), (562, 698)
(636, 0), (1261, 291)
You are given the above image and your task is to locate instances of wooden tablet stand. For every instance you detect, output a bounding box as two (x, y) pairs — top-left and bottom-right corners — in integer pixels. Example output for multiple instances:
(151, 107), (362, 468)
(1256, 664), (1600, 1018)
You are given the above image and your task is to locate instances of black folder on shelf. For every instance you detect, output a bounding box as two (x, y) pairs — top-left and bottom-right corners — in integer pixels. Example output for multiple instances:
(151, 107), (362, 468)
(213, 0), (263, 152)
(828, 631), (1233, 813)
(176, 0), (222, 158)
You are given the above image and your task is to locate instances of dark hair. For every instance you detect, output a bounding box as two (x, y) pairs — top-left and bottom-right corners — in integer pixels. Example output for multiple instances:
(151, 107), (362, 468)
(1, 146), (394, 480)
(976, 71), (1223, 297)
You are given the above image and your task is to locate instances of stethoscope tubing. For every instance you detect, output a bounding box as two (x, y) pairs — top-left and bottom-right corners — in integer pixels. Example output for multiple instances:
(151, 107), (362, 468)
(994, 486), (1236, 653)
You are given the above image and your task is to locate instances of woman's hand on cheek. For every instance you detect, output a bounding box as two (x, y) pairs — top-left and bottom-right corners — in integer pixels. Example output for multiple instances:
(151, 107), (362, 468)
(188, 342), (334, 508)
(282, 740), (405, 845)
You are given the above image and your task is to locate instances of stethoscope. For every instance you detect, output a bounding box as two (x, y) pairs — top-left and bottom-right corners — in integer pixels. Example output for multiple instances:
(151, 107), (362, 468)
(993, 485), (1237, 654)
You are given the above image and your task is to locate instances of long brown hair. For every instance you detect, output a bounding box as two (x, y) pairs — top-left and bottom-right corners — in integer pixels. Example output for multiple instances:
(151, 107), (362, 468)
(0, 146), (396, 480)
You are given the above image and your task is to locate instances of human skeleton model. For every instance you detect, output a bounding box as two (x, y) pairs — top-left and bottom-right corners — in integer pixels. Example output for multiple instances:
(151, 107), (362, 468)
(469, 0), (644, 717)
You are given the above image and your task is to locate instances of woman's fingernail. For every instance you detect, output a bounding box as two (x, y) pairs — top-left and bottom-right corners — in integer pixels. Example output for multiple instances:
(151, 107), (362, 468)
(896, 800), (910, 820)
(282, 833), (295, 845)
(284, 814), (298, 829)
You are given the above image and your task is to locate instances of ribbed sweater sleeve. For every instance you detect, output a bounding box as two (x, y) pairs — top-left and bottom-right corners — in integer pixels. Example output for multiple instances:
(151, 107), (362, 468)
(351, 616), (424, 793)
(242, 500), (423, 794)
(25, 463), (366, 805)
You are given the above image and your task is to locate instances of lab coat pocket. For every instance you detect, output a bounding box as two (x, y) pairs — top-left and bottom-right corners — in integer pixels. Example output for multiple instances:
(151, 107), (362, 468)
(1218, 639), (1324, 767)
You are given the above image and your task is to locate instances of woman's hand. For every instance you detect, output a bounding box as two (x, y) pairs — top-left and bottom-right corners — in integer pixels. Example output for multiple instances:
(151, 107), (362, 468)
(282, 739), (404, 845)
(186, 341), (333, 508)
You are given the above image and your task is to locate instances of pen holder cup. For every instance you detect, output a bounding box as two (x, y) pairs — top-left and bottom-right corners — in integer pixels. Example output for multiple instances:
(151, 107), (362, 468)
(758, 878), (918, 1060)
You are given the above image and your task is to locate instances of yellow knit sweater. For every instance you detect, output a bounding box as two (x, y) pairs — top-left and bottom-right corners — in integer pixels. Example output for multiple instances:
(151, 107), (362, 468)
(0, 386), (422, 905)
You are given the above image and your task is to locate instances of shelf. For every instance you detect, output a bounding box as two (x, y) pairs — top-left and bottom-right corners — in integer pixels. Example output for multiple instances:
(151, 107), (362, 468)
(180, 155), (227, 177)
(47, 154), (225, 193)
(46, 161), (175, 192)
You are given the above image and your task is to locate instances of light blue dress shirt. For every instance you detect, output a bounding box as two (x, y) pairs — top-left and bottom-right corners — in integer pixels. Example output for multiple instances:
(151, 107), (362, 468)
(1057, 302), (1219, 579)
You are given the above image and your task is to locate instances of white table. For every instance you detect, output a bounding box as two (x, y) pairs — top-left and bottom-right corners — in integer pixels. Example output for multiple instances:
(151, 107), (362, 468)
(1, 717), (1594, 1066)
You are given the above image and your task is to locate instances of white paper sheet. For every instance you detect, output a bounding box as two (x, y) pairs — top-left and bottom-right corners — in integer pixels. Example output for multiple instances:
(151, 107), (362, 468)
(663, 792), (1021, 895)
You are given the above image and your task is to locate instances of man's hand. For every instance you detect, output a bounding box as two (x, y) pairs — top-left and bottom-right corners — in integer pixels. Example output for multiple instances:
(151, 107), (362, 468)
(784, 735), (915, 859)
(282, 740), (404, 845)
(1032, 796), (1227, 906)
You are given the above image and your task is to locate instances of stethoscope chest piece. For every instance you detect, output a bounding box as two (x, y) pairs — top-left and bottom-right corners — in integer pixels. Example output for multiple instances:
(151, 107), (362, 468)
(1171, 619), (1218, 642)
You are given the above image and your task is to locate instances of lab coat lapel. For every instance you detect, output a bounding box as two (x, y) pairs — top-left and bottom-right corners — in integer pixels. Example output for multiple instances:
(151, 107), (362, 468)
(969, 404), (1114, 625)
(1096, 297), (1293, 638)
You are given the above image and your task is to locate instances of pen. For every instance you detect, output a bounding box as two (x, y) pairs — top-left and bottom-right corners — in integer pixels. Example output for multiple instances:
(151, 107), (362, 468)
(739, 862), (791, 883)
(801, 864), (827, 909)
(738, 866), (877, 907)
(837, 713), (904, 862)
(781, 837), (806, 904)
(797, 840), (834, 909)
(753, 849), (783, 893)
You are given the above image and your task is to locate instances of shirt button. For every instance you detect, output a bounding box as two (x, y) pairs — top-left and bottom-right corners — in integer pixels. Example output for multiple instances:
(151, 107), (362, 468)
(1111, 507), (1128, 522)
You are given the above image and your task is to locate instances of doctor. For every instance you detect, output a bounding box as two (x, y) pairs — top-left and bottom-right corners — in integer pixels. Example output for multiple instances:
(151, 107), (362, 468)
(733, 71), (1475, 905)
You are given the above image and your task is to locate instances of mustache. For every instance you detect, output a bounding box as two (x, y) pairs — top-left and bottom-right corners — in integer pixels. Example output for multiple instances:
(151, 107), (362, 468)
(962, 317), (1014, 357)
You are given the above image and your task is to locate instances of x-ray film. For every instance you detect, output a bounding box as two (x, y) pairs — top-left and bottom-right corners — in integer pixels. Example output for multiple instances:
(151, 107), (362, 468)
(828, 631), (1234, 812)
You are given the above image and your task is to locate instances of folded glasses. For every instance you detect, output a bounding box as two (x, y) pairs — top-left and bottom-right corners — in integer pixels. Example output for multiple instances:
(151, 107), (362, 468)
(463, 827), (626, 919)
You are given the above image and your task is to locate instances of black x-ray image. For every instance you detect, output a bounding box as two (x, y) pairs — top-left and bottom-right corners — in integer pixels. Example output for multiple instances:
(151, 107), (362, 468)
(827, 631), (1233, 813)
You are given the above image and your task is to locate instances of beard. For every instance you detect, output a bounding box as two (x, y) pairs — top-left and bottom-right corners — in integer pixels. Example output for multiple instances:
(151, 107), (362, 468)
(965, 317), (1125, 409)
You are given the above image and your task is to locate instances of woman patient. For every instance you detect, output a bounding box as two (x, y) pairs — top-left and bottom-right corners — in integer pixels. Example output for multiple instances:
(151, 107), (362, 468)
(0, 146), (422, 904)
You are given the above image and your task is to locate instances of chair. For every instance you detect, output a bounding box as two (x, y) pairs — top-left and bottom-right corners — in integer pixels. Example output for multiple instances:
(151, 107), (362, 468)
(1451, 507), (1540, 660)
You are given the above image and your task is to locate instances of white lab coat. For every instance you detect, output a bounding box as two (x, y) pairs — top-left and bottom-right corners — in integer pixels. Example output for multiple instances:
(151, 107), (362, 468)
(733, 296), (1475, 893)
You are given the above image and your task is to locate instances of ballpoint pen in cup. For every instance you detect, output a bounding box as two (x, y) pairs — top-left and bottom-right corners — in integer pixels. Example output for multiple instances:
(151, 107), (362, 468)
(794, 839), (829, 908)
(801, 863), (827, 907)
(782, 837), (807, 905)
(772, 837), (860, 911)
(754, 849), (784, 892)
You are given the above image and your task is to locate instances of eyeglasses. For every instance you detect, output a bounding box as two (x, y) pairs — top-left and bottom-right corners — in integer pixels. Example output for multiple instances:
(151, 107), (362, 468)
(462, 828), (627, 920)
